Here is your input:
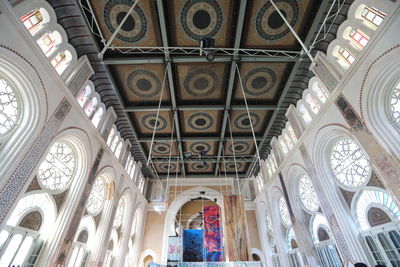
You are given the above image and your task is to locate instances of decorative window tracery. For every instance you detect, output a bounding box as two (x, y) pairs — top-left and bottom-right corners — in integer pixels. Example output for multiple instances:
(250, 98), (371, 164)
(86, 177), (106, 215)
(298, 175), (320, 213)
(350, 29), (369, 49)
(329, 138), (371, 189)
(279, 196), (291, 227)
(38, 141), (76, 192)
(21, 11), (43, 32)
(339, 48), (356, 65)
(0, 77), (19, 138)
(113, 199), (125, 228)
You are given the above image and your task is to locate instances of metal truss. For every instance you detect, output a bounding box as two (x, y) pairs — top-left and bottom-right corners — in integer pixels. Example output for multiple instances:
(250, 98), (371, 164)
(137, 136), (262, 143)
(107, 46), (301, 59)
(151, 155), (254, 163)
(78, 0), (106, 43)
(309, 0), (348, 51)
(124, 104), (282, 112)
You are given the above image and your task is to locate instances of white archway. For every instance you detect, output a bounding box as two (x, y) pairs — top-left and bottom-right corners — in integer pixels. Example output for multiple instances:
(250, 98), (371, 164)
(251, 247), (267, 267)
(161, 186), (223, 262)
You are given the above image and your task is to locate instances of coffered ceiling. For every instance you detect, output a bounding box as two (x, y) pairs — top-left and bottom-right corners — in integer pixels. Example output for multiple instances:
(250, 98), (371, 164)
(49, 0), (351, 178)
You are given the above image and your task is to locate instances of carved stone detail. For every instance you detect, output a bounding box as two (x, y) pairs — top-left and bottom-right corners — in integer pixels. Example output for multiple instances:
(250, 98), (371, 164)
(0, 98), (71, 225)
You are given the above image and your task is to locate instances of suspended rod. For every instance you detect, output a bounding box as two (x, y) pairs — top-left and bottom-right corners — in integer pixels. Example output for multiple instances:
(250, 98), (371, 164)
(268, 0), (314, 62)
(98, 0), (140, 58)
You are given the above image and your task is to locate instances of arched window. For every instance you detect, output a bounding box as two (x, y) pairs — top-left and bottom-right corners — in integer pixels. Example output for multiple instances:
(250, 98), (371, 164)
(287, 228), (301, 267)
(107, 127), (116, 146)
(76, 85), (92, 107)
(287, 122), (297, 143)
(51, 50), (72, 74)
(20, 8), (50, 35)
(355, 189), (400, 266)
(298, 104), (312, 125)
(114, 141), (123, 159)
(91, 107), (104, 128)
(361, 6), (386, 27)
(84, 97), (98, 117)
(298, 175), (320, 213)
(311, 82), (328, 103)
(38, 141), (76, 192)
(389, 80), (400, 127)
(283, 132), (293, 151)
(349, 29), (369, 50)
(110, 134), (119, 153)
(279, 196), (291, 227)
(37, 31), (62, 56)
(279, 137), (288, 155)
(104, 230), (118, 267)
(113, 198), (126, 229)
(67, 229), (89, 267)
(329, 137), (371, 189)
(0, 76), (20, 140)
(338, 47), (356, 65)
(86, 177), (106, 215)
(0, 192), (56, 266)
(270, 235), (280, 267)
(310, 213), (342, 266)
(305, 94), (320, 114)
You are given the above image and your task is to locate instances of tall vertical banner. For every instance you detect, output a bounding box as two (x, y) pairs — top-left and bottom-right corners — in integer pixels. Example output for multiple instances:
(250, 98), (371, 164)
(203, 206), (223, 261)
(223, 195), (250, 261)
(183, 229), (203, 262)
(168, 236), (182, 262)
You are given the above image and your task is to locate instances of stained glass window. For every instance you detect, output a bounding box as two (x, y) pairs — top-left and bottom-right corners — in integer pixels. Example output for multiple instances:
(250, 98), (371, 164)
(0, 77), (19, 137)
(86, 177), (106, 215)
(330, 138), (371, 188)
(279, 196), (291, 227)
(298, 175), (320, 213)
(362, 6), (386, 27)
(76, 85), (91, 107)
(38, 141), (76, 192)
(350, 29), (369, 49)
(390, 81), (400, 126)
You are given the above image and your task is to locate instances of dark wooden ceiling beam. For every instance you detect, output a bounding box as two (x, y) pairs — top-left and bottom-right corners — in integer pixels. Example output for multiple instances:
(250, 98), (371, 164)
(214, 0), (248, 176)
(151, 155), (254, 163)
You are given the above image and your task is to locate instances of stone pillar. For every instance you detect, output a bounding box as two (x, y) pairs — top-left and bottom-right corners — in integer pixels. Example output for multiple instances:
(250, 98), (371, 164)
(0, 98), (71, 226)
(54, 147), (104, 265)
(271, 137), (284, 166)
(335, 95), (400, 204)
(299, 143), (369, 263)
(99, 107), (117, 140)
(278, 173), (321, 267)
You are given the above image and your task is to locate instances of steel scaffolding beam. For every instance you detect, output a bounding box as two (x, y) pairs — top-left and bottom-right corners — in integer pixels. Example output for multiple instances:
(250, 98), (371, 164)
(151, 155), (253, 163)
(156, 0), (186, 176)
(103, 55), (300, 65)
(137, 136), (262, 142)
(124, 104), (281, 112)
(158, 174), (247, 179)
(214, 0), (248, 176)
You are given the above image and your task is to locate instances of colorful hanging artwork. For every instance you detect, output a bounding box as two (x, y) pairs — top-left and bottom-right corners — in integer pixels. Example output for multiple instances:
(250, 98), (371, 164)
(183, 229), (204, 262)
(203, 206), (223, 262)
(168, 236), (182, 262)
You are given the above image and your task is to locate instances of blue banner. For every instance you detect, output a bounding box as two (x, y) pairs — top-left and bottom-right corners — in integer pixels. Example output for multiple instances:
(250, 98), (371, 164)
(183, 229), (204, 262)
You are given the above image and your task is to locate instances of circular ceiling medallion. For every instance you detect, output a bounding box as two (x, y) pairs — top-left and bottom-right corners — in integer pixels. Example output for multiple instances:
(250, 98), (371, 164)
(127, 69), (161, 98)
(153, 142), (171, 154)
(159, 163), (177, 171)
(183, 68), (219, 97)
(181, 0), (223, 41)
(188, 112), (214, 130)
(189, 142), (212, 154)
(226, 162), (242, 170)
(243, 67), (277, 96)
(104, 0), (148, 43)
(142, 114), (167, 131)
(229, 141), (249, 153)
(192, 162), (209, 170)
(256, 0), (299, 41)
(234, 113), (261, 130)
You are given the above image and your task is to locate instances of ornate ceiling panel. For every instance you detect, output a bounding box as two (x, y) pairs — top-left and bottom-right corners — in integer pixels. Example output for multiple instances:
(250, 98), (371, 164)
(169, 0), (234, 47)
(243, 0), (317, 48)
(89, 0), (161, 47)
